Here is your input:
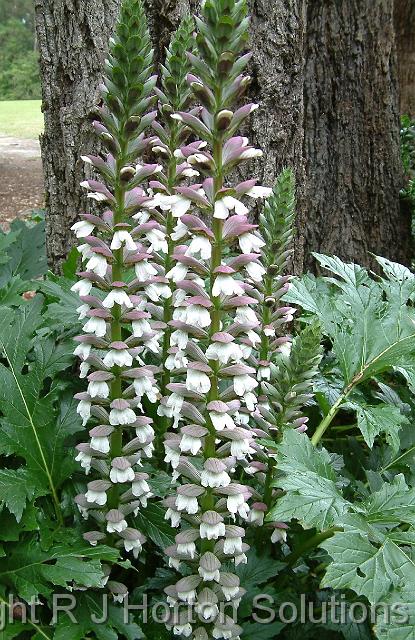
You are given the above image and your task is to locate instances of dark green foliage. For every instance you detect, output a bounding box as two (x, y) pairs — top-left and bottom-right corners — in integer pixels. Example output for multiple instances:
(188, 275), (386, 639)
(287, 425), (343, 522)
(0, 9), (40, 100)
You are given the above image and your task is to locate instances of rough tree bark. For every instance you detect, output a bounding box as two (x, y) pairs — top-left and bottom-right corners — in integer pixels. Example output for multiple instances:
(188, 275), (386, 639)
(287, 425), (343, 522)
(34, 0), (122, 269)
(394, 0), (415, 116)
(303, 0), (411, 270)
(36, 0), (411, 273)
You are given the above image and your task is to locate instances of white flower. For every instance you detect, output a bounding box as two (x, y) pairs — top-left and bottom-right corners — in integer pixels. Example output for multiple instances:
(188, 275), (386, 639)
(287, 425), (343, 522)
(71, 279), (92, 296)
(244, 391), (258, 411)
(132, 478), (150, 497)
(212, 274), (244, 297)
(235, 306), (258, 325)
(206, 341), (243, 365)
(132, 318), (152, 337)
(185, 236), (212, 260)
(210, 411), (236, 431)
(103, 290), (133, 309)
(246, 185), (272, 199)
(177, 541), (196, 559)
(90, 435), (110, 454)
(103, 348), (132, 368)
(165, 350), (188, 371)
(235, 552), (248, 566)
(71, 220), (95, 238)
(239, 232), (266, 254)
(177, 587), (197, 605)
(258, 365), (271, 381)
(271, 527), (288, 544)
(201, 469), (231, 489)
(134, 260), (157, 282)
(172, 623), (192, 638)
(79, 362), (91, 378)
(246, 261), (266, 282)
(75, 450), (92, 474)
(180, 433), (203, 455)
(170, 330), (189, 350)
(186, 369), (211, 394)
(171, 220), (189, 241)
(145, 282), (171, 302)
(85, 489), (107, 506)
(77, 304), (90, 320)
(146, 229), (168, 253)
(231, 439), (254, 460)
(166, 263), (188, 282)
(88, 380), (110, 399)
(222, 584), (240, 602)
(175, 495), (199, 515)
(249, 508), (265, 526)
(86, 253), (108, 277)
(107, 519), (128, 534)
(77, 400), (91, 426)
(77, 243), (93, 259)
(200, 521), (226, 540)
(214, 196), (248, 219)
(167, 393), (184, 416)
(109, 406), (136, 426)
(227, 494), (249, 519)
(165, 507), (181, 527)
(233, 374), (258, 397)
(156, 194), (192, 218)
(240, 148), (263, 160)
(196, 601), (219, 621)
(198, 565), (220, 582)
(164, 444), (181, 469)
(224, 536), (243, 555)
(83, 316), (107, 338)
(110, 467), (135, 484)
(74, 343), (91, 360)
(124, 538), (143, 559)
(111, 230), (136, 251)
(135, 423), (155, 443)
(180, 304), (211, 328)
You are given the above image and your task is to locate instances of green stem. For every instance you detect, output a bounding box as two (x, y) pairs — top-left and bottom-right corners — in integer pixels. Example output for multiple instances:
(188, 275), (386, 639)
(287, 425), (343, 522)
(311, 388), (352, 447)
(286, 527), (341, 567)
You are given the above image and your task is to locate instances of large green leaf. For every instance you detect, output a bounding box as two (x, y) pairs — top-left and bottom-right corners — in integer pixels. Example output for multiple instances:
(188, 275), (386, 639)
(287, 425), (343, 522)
(351, 403), (408, 452)
(0, 540), (118, 600)
(0, 220), (46, 289)
(133, 502), (175, 550)
(0, 469), (47, 522)
(53, 592), (143, 640)
(267, 430), (350, 529)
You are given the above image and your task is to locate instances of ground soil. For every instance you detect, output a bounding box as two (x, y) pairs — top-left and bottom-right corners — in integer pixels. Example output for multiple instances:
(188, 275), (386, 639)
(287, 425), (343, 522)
(0, 135), (44, 229)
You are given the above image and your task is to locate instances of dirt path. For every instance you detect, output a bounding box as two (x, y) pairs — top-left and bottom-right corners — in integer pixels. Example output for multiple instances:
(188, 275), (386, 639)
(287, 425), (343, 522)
(0, 135), (44, 229)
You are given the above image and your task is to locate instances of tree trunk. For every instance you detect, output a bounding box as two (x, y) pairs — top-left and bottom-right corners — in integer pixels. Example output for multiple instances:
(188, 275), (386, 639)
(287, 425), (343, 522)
(394, 0), (415, 116)
(34, 0), (122, 272)
(303, 0), (411, 270)
(37, 0), (411, 273)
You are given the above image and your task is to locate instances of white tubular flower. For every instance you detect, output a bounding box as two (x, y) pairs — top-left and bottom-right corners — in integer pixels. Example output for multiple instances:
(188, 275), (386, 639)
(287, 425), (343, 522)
(180, 425), (207, 455)
(146, 228), (168, 253)
(214, 196), (248, 219)
(85, 480), (111, 506)
(207, 401), (236, 431)
(71, 220), (95, 238)
(249, 503), (267, 526)
(212, 271), (244, 297)
(103, 288), (133, 309)
(200, 512), (226, 540)
(145, 281), (171, 302)
(170, 329), (189, 350)
(186, 364), (211, 394)
(103, 342), (133, 368)
(179, 301), (211, 329)
(206, 333), (243, 364)
(120, 529), (145, 559)
(86, 253), (108, 278)
(77, 304), (90, 320)
(198, 553), (221, 582)
(271, 524), (288, 544)
(110, 457), (135, 483)
(223, 527), (244, 555)
(238, 232), (266, 254)
(75, 445), (92, 474)
(132, 473), (151, 497)
(156, 193), (192, 218)
(74, 342), (91, 360)
(111, 229), (136, 251)
(227, 493), (249, 520)
(109, 399), (136, 426)
(83, 316), (107, 338)
(166, 262), (188, 282)
(246, 261), (266, 282)
(176, 485), (203, 515)
(76, 399), (91, 426)
(165, 349), (188, 371)
(71, 279), (93, 297)
(201, 459), (231, 488)
(131, 318), (152, 338)
(106, 510), (128, 534)
(235, 305), (259, 325)
(134, 259), (158, 282)
(246, 185), (272, 198)
(186, 236), (212, 260)
(89, 425), (113, 454)
(88, 379), (110, 399)
(233, 374), (258, 397)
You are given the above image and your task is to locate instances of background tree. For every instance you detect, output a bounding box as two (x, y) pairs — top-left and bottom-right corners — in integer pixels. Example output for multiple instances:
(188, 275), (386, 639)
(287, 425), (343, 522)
(395, 0), (415, 117)
(35, 0), (413, 273)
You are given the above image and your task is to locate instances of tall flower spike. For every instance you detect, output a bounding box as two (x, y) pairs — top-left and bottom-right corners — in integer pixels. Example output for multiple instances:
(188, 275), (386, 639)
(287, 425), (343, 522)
(71, 0), (162, 599)
(250, 171), (323, 531)
(149, 17), (197, 445)
(159, 2), (271, 638)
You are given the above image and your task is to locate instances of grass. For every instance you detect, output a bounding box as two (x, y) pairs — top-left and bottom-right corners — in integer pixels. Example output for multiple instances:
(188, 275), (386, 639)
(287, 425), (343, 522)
(0, 100), (43, 139)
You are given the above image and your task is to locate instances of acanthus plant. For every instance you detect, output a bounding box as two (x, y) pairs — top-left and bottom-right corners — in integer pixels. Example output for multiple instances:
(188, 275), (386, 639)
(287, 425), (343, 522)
(69, 0), (323, 635)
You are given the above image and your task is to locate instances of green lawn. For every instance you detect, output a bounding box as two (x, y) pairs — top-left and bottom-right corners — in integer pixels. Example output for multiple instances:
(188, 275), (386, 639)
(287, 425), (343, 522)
(0, 100), (43, 139)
